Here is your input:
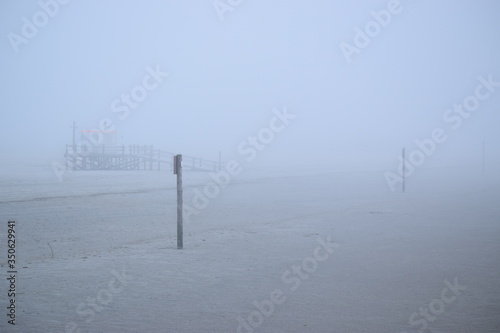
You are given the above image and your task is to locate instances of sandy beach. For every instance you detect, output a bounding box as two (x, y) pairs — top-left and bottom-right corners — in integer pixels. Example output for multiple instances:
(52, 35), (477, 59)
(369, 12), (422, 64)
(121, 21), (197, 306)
(0, 164), (499, 332)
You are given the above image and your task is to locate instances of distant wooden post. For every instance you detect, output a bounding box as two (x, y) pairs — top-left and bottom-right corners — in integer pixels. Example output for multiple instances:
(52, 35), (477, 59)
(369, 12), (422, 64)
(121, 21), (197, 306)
(402, 147), (406, 193)
(174, 154), (183, 249)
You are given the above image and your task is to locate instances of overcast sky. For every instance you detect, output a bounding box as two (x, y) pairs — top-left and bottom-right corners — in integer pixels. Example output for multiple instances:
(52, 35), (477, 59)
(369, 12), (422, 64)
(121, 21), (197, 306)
(1, 0), (499, 170)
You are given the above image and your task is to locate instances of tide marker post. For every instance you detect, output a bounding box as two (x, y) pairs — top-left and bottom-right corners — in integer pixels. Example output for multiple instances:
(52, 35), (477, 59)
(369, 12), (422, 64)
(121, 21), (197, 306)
(174, 154), (183, 249)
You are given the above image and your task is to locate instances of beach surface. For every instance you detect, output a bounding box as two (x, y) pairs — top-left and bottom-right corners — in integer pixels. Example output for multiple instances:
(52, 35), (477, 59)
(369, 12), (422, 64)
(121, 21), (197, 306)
(0, 164), (499, 333)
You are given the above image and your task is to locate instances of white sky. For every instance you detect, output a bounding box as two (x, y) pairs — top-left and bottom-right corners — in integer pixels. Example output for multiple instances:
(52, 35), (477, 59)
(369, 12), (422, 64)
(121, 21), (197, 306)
(1, 0), (499, 169)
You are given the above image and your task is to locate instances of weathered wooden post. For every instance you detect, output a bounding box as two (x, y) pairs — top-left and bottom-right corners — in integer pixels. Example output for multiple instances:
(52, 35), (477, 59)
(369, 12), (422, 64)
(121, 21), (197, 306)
(174, 154), (183, 249)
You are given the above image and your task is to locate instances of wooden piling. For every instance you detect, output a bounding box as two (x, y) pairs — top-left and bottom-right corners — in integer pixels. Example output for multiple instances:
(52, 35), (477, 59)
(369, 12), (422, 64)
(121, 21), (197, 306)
(174, 154), (183, 249)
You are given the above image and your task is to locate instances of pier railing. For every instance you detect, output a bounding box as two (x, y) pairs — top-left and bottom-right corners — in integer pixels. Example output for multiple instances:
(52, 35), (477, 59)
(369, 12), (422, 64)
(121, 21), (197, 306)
(64, 144), (220, 172)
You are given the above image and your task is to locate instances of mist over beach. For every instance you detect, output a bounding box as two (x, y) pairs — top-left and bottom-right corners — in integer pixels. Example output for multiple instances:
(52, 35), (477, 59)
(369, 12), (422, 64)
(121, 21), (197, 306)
(1, 1), (500, 332)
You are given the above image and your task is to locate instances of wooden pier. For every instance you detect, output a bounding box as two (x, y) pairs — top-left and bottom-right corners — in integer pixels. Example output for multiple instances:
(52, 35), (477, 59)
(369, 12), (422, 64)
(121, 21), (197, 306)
(64, 144), (220, 172)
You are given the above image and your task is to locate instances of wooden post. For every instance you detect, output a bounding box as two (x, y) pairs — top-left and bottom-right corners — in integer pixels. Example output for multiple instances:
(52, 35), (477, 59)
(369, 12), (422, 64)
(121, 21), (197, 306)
(402, 147), (406, 193)
(174, 154), (183, 249)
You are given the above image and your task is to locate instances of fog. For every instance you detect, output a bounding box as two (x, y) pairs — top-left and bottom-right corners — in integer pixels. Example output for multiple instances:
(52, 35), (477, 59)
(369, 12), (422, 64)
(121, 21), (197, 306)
(1, 0), (499, 172)
(1, 2), (500, 332)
